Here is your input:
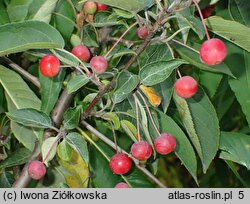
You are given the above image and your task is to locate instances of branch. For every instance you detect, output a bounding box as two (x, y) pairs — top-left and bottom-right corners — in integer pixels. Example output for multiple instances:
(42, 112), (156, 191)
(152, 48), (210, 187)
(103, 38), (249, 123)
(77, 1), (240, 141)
(82, 11), (167, 118)
(80, 120), (166, 188)
(2, 57), (40, 88)
(12, 89), (74, 187)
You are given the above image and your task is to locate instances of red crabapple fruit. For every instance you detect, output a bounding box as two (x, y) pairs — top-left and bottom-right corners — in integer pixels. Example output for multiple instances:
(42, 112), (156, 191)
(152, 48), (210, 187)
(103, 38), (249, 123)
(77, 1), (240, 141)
(154, 133), (176, 155)
(174, 76), (198, 99)
(200, 38), (227, 66)
(109, 153), (132, 175)
(28, 160), (46, 180)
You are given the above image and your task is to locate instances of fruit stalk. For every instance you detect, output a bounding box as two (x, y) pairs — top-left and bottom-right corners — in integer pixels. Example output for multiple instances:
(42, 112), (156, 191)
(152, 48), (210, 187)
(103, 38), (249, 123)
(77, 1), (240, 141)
(192, 0), (210, 40)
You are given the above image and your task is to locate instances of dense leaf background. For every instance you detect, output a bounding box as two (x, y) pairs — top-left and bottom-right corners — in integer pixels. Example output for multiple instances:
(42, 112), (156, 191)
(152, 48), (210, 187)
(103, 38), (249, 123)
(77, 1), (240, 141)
(0, 0), (249, 188)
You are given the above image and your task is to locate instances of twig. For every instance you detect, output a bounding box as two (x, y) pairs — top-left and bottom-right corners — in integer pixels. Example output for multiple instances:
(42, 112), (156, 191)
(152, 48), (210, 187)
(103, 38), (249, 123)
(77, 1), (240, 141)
(82, 11), (168, 118)
(2, 57), (40, 88)
(80, 120), (166, 188)
(12, 89), (74, 187)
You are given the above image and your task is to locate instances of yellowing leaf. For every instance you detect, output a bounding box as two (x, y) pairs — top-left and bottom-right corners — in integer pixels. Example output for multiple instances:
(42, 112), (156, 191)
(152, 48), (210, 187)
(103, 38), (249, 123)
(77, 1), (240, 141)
(139, 85), (162, 107)
(58, 150), (89, 188)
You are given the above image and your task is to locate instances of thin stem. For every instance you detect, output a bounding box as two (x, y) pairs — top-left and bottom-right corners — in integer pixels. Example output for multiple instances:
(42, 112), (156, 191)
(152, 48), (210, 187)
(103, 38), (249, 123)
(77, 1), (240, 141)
(136, 91), (161, 137)
(104, 22), (138, 58)
(109, 121), (118, 153)
(172, 39), (200, 54)
(192, 0), (210, 40)
(80, 120), (166, 188)
(133, 93), (141, 142)
(2, 57), (40, 88)
(165, 42), (175, 59)
(164, 26), (190, 42)
(155, 0), (163, 11)
(177, 68), (182, 79)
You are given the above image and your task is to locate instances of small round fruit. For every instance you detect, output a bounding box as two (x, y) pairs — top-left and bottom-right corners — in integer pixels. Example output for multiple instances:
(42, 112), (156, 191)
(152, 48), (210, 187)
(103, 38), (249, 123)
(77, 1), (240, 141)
(109, 153), (132, 175)
(96, 2), (109, 11)
(200, 38), (227, 66)
(130, 141), (152, 160)
(174, 76), (198, 98)
(115, 182), (129, 188)
(28, 160), (46, 180)
(137, 26), (149, 39)
(154, 133), (176, 155)
(90, 56), (108, 74)
(84, 1), (97, 14)
(71, 44), (91, 62)
(39, 55), (60, 78)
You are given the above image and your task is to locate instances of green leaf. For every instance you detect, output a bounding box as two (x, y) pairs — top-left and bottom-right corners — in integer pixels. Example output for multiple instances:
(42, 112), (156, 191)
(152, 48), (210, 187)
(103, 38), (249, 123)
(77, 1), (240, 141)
(176, 7), (205, 41)
(206, 16), (250, 52)
(0, 171), (14, 187)
(120, 120), (137, 142)
(40, 69), (65, 115)
(107, 44), (136, 60)
(7, 0), (33, 22)
(102, 112), (120, 130)
(63, 106), (81, 130)
(156, 110), (197, 183)
(82, 25), (98, 47)
(136, 98), (155, 154)
(57, 140), (73, 162)
(199, 71), (223, 99)
(140, 60), (188, 86)
(0, 66), (41, 110)
(42, 136), (59, 165)
(51, 48), (88, 68)
(174, 88), (220, 173)
(155, 73), (175, 113)
(53, 0), (75, 39)
(113, 71), (139, 104)
(67, 75), (89, 94)
(0, 20), (64, 56)
(7, 108), (53, 129)
(138, 43), (173, 68)
(226, 42), (250, 125)
(0, 2), (10, 25)
(0, 66), (41, 151)
(220, 132), (250, 169)
(229, 0), (250, 27)
(65, 132), (89, 165)
(85, 0), (154, 13)
(0, 147), (32, 169)
(93, 12), (126, 27)
(113, 8), (134, 18)
(172, 41), (235, 77)
(28, 0), (58, 23)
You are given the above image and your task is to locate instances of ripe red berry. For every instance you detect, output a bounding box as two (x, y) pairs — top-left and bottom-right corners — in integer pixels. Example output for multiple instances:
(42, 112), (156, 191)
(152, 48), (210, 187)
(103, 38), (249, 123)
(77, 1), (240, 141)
(90, 56), (108, 74)
(115, 182), (129, 188)
(39, 55), (60, 78)
(174, 76), (198, 98)
(154, 133), (176, 155)
(71, 45), (91, 62)
(137, 26), (149, 39)
(28, 160), (46, 180)
(96, 2), (109, 11)
(200, 38), (227, 66)
(84, 1), (97, 14)
(130, 141), (152, 160)
(109, 153), (132, 175)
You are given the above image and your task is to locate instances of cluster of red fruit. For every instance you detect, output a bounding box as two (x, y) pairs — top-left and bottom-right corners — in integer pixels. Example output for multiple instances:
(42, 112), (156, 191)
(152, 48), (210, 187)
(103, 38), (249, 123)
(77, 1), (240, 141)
(174, 38), (227, 99)
(39, 1), (109, 78)
(110, 133), (176, 185)
(39, 45), (108, 77)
